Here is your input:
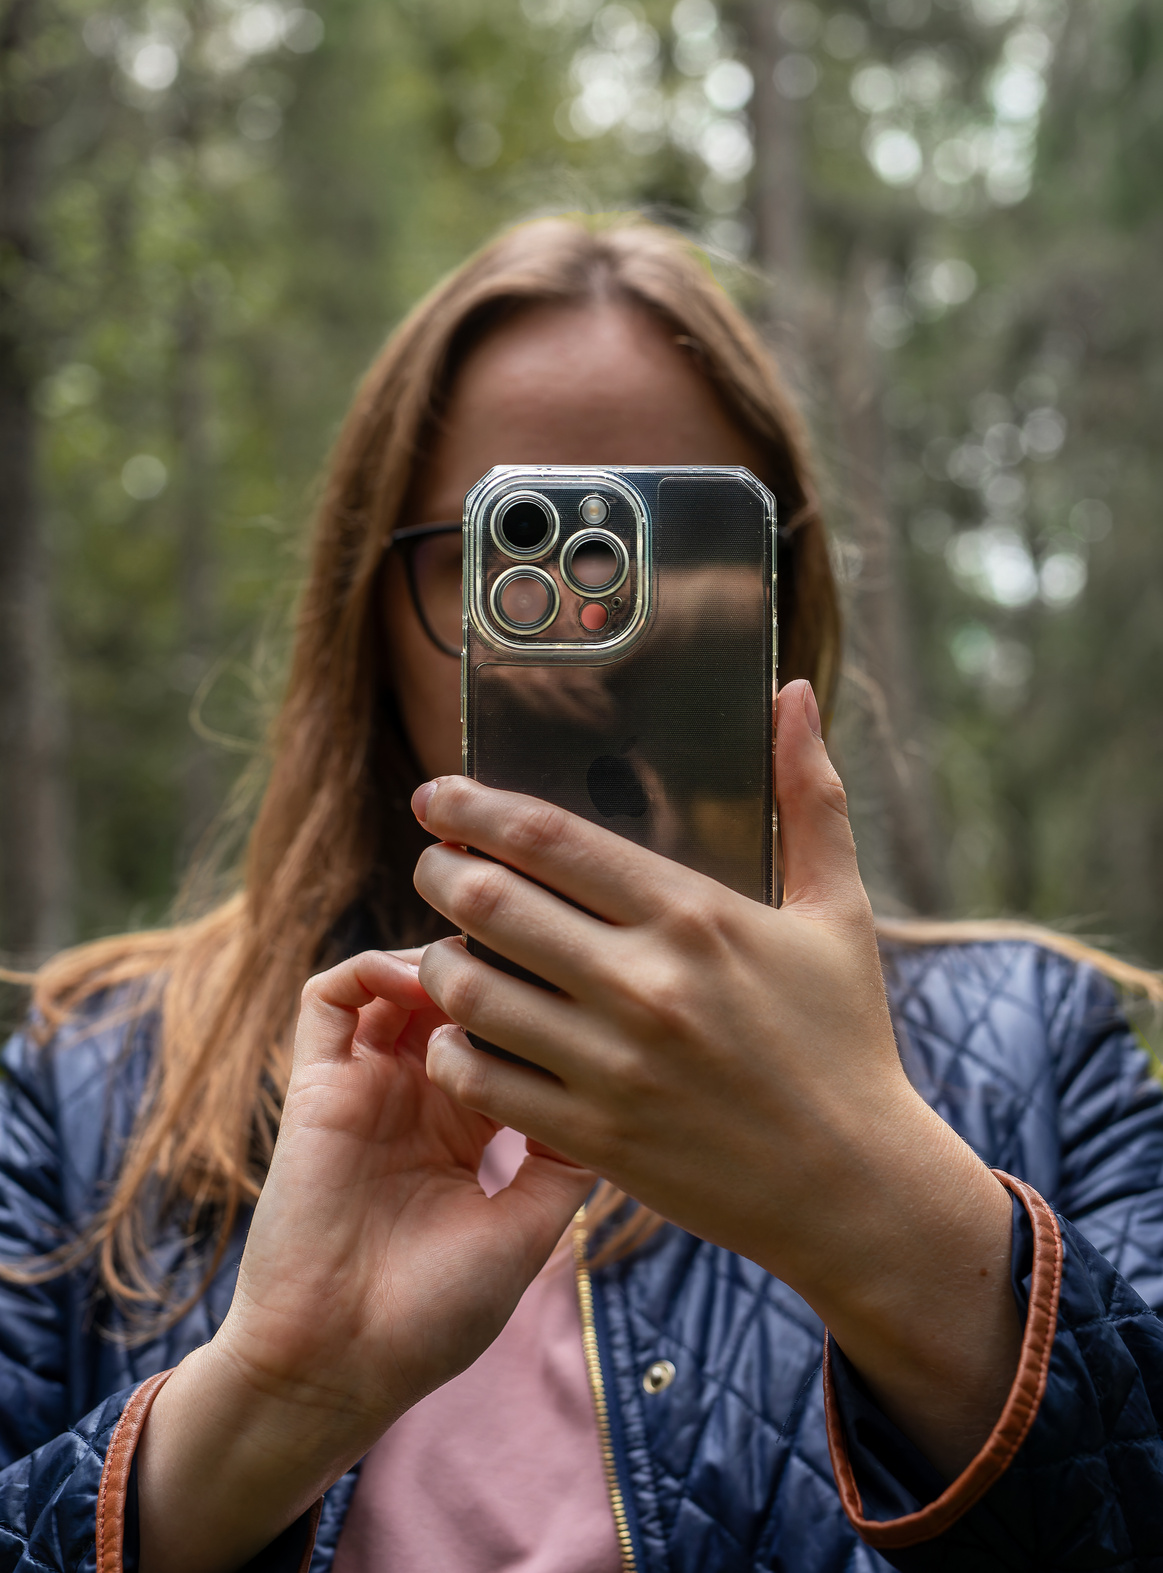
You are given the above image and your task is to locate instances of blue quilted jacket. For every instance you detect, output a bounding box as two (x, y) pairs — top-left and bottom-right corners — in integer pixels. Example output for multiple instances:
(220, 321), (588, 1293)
(1, 940), (1162, 1571)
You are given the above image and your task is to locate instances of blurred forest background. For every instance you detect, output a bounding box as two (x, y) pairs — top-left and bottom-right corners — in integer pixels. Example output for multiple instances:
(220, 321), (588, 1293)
(2, 0), (1161, 985)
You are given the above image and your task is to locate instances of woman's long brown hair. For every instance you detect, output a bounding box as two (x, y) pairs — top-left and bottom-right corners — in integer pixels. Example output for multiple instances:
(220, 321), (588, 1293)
(8, 216), (1160, 1312)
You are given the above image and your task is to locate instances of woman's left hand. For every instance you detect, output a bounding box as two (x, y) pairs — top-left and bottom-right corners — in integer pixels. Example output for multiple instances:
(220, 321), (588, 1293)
(413, 678), (1021, 1480)
(136, 946), (595, 1573)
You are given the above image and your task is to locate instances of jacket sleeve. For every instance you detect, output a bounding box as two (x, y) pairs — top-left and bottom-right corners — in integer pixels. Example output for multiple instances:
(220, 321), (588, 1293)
(0, 1022), (128, 1570)
(0, 1383), (141, 1573)
(0, 1368), (318, 1573)
(0, 1023), (324, 1573)
(0, 1026), (75, 1469)
(824, 958), (1163, 1568)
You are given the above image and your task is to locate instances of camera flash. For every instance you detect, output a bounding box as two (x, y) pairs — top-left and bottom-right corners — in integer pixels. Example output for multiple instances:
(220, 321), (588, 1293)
(579, 495), (609, 525)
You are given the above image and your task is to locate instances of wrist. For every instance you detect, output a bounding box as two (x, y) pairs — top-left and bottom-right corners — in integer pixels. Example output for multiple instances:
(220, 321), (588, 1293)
(202, 1315), (397, 1475)
(747, 1079), (940, 1296)
(137, 1334), (390, 1573)
(781, 1096), (1021, 1475)
(807, 1098), (1012, 1329)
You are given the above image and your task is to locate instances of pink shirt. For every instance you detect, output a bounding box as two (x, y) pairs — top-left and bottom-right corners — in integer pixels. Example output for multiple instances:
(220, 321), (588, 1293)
(333, 1128), (622, 1573)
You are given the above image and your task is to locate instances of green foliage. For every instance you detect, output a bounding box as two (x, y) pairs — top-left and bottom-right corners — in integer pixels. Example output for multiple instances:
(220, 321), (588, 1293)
(13, 0), (1163, 964)
(848, 0), (1163, 957)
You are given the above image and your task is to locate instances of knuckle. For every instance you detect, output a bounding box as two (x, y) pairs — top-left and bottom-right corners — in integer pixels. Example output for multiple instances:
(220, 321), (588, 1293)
(818, 768), (851, 821)
(439, 959), (486, 1026)
(433, 774), (476, 823)
(618, 954), (702, 1041)
(610, 1048), (667, 1105)
(433, 1039), (491, 1109)
(661, 892), (708, 946)
(299, 972), (327, 1014)
(641, 983), (697, 1040)
(457, 862), (511, 929)
(450, 1059), (487, 1110)
(836, 883), (875, 934)
(658, 888), (732, 961)
(420, 935), (461, 975)
(507, 800), (569, 863)
(413, 844), (439, 890)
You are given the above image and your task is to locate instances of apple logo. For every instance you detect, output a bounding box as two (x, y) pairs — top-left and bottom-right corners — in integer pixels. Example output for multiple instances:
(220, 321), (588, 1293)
(587, 752), (648, 818)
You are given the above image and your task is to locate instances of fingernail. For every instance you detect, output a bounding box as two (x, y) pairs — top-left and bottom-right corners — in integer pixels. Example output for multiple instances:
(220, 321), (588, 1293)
(412, 780), (438, 824)
(803, 683), (823, 740)
(377, 949), (420, 970)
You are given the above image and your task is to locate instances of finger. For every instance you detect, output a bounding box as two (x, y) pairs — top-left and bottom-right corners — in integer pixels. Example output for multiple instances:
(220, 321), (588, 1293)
(415, 843), (620, 998)
(775, 680), (866, 918)
(412, 775), (676, 925)
(419, 937), (601, 1079)
(487, 1148), (596, 1270)
(388, 945), (430, 966)
(352, 994), (449, 1064)
(297, 950), (433, 1066)
(427, 1024), (595, 1157)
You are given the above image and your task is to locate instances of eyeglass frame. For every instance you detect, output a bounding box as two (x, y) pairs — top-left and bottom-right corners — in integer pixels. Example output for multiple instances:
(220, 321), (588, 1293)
(388, 520), (463, 658)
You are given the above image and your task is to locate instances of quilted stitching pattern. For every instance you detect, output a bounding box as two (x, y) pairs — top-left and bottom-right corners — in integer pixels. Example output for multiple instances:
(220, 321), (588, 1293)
(596, 1223), (892, 1571)
(0, 940), (1158, 1570)
(0, 1387), (133, 1573)
(868, 1218), (1163, 1571)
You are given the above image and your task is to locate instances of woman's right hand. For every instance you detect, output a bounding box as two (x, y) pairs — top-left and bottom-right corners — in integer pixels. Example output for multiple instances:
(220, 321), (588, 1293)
(136, 948), (594, 1573)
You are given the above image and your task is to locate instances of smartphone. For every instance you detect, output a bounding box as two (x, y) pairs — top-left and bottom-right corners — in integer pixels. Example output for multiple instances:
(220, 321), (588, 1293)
(461, 465), (777, 1063)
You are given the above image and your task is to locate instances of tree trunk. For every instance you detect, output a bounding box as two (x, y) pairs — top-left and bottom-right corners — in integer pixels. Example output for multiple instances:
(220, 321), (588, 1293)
(746, 0), (805, 286)
(831, 259), (945, 915)
(170, 12), (219, 865)
(173, 289), (218, 860)
(0, 0), (72, 960)
(744, 4), (944, 912)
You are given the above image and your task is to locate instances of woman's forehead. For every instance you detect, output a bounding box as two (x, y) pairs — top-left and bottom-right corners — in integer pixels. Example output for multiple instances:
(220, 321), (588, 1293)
(413, 299), (765, 521)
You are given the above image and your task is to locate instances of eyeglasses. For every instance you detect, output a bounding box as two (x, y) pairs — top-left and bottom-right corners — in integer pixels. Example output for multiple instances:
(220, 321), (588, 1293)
(390, 521), (463, 658)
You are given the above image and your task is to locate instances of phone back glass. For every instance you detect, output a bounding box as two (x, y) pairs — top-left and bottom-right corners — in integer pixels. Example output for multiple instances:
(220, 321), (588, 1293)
(462, 465), (777, 904)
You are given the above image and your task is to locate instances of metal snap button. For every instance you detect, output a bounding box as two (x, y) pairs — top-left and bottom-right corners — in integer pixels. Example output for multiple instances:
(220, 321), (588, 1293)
(642, 1359), (676, 1395)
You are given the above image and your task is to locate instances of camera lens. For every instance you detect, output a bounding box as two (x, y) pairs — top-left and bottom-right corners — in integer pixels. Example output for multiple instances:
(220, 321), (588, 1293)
(560, 529), (629, 598)
(499, 573), (550, 625)
(490, 566), (560, 635)
(496, 497), (553, 555)
(570, 540), (619, 588)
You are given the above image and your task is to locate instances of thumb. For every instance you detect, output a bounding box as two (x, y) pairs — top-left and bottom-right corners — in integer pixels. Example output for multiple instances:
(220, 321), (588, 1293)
(489, 1147), (595, 1272)
(776, 680), (864, 917)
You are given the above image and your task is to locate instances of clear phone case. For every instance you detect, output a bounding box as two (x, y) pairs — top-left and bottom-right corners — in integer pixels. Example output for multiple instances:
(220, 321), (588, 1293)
(461, 465), (777, 1060)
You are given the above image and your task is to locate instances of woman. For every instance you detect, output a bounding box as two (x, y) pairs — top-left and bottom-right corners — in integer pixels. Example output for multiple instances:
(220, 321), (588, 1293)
(2, 217), (1161, 1573)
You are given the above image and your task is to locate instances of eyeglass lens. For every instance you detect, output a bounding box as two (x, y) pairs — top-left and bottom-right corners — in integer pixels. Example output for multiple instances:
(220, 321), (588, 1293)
(410, 532), (464, 652)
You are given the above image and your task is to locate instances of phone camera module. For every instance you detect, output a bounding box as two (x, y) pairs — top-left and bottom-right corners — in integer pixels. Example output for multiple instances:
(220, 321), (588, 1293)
(490, 566), (560, 636)
(492, 493), (559, 559)
(561, 529), (629, 598)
